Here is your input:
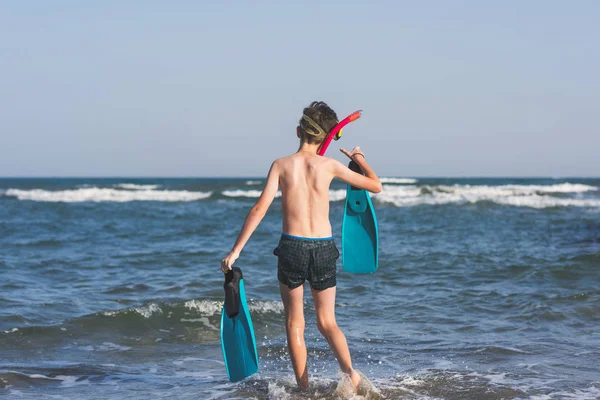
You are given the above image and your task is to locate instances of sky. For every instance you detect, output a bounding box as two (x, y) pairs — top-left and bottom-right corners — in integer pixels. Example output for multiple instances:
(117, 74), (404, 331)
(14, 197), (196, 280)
(1, 1), (598, 177)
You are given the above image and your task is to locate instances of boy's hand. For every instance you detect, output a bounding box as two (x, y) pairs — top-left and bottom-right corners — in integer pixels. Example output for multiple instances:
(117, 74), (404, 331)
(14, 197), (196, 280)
(335, 146), (382, 193)
(221, 250), (239, 273)
(340, 146), (365, 161)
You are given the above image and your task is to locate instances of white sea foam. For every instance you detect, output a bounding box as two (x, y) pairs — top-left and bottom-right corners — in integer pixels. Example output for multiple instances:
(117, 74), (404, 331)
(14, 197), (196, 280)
(380, 177), (418, 184)
(9, 373), (91, 388)
(22, 373), (60, 381)
(222, 189), (347, 201)
(264, 371), (380, 400)
(101, 299), (283, 320)
(134, 303), (162, 318)
(5, 188), (212, 202)
(114, 183), (160, 190)
(528, 386), (600, 399)
(2, 372), (87, 388)
(248, 300), (285, 314)
(101, 303), (163, 318)
(6, 182), (597, 209)
(184, 300), (223, 316)
(79, 342), (131, 352)
(372, 183), (600, 209)
(102, 310), (119, 317)
(500, 183), (596, 193)
(56, 375), (90, 387)
(493, 196), (600, 208)
(221, 182), (597, 207)
(183, 299), (284, 316)
(222, 189), (281, 198)
(267, 381), (293, 400)
(329, 189), (348, 202)
(245, 180), (263, 186)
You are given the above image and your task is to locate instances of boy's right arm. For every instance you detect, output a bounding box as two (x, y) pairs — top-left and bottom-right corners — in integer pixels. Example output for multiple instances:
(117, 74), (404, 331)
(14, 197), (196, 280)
(220, 160), (280, 272)
(333, 146), (382, 193)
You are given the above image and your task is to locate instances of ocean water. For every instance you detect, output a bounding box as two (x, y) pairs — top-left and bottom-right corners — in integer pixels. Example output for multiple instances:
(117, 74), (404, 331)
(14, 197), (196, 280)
(1, 177), (599, 399)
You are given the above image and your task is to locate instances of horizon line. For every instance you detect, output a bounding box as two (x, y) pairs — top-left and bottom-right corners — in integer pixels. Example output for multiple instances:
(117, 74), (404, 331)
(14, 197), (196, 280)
(1, 176), (598, 180)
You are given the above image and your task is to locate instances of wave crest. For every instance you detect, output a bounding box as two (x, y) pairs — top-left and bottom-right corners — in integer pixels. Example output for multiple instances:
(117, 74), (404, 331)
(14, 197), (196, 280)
(114, 183), (160, 190)
(380, 177), (418, 184)
(222, 189), (281, 198)
(102, 299), (284, 319)
(374, 183), (599, 208)
(5, 188), (212, 203)
(222, 189), (347, 201)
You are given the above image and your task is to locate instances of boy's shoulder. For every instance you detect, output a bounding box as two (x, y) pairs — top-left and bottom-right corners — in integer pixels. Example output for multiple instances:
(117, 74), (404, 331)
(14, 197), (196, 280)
(274, 154), (338, 165)
(272, 154), (342, 176)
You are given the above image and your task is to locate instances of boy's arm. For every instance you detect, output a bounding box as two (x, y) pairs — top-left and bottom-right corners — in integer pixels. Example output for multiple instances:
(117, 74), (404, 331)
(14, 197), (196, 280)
(333, 146), (382, 193)
(221, 160), (280, 272)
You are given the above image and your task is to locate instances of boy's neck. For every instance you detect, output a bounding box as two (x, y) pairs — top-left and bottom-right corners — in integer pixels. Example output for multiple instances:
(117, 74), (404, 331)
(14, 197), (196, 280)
(297, 142), (321, 155)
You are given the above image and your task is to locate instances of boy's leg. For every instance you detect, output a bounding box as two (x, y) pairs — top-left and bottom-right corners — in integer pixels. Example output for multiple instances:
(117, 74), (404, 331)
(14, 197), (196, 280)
(311, 286), (360, 388)
(279, 282), (308, 388)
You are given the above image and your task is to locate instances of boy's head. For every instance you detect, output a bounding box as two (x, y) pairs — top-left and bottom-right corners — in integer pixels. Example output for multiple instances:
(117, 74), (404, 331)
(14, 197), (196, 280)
(298, 101), (338, 144)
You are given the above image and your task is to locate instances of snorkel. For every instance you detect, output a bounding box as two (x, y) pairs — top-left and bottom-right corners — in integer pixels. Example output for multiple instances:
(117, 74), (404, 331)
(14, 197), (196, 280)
(317, 110), (362, 156)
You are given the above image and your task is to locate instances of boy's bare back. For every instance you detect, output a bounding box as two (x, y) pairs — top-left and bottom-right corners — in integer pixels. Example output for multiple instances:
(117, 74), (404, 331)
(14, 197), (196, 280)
(267, 148), (381, 239)
(276, 152), (337, 238)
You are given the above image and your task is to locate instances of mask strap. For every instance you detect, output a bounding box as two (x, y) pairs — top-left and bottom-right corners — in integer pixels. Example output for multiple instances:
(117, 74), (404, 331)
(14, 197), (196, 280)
(300, 114), (327, 137)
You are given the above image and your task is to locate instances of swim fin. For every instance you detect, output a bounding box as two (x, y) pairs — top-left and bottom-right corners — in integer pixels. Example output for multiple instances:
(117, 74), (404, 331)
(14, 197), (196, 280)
(220, 267), (259, 382)
(342, 160), (379, 274)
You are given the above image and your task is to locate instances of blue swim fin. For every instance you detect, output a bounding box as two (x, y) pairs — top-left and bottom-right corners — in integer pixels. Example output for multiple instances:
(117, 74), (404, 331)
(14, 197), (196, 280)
(220, 267), (259, 382)
(342, 160), (379, 274)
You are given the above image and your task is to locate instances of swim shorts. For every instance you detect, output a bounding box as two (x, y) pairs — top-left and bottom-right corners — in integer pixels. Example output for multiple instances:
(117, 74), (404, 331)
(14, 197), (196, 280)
(273, 234), (339, 291)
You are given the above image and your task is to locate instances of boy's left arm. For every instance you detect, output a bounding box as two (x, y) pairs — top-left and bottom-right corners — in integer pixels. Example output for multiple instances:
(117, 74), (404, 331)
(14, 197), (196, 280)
(221, 160), (280, 272)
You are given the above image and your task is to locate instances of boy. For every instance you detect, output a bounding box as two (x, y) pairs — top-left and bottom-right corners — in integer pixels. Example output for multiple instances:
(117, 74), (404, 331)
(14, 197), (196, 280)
(221, 101), (382, 389)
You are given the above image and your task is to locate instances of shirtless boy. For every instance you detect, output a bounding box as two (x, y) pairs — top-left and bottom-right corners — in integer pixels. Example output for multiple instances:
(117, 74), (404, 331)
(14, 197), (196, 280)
(221, 101), (382, 389)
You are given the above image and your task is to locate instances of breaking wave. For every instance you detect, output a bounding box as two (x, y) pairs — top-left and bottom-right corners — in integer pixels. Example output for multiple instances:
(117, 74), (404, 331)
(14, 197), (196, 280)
(99, 299), (284, 320)
(3, 182), (597, 208)
(5, 188), (212, 203)
(222, 189), (348, 201)
(373, 183), (599, 208)
(1, 299), (284, 344)
(379, 177), (417, 184)
(222, 189), (281, 198)
(114, 183), (160, 190)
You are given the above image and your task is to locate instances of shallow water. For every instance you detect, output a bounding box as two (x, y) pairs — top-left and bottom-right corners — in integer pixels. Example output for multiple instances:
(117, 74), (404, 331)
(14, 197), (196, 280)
(1, 177), (599, 399)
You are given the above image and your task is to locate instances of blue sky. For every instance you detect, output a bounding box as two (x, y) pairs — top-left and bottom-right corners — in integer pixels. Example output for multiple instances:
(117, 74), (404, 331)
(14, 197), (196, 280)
(1, 1), (598, 177)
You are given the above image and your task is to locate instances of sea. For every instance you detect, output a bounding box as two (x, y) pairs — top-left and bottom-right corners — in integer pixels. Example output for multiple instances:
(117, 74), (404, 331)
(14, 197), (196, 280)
(1, 177), (599, 399)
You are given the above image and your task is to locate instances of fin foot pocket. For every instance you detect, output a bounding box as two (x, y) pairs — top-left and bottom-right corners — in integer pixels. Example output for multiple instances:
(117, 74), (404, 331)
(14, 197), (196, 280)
(224, 267), (243, 318)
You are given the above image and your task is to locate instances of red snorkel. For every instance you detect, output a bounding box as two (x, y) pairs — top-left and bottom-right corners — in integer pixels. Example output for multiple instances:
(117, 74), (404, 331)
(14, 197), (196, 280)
(317, 110), (362, 156)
